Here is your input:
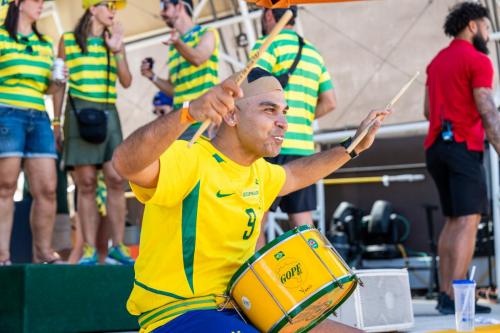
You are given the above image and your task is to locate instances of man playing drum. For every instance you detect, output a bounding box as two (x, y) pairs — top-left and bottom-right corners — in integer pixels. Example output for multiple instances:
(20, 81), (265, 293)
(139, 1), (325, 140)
(113, 68), (386, 332)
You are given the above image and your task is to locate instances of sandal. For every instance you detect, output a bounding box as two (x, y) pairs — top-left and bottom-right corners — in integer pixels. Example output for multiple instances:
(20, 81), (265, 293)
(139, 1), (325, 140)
(0, 259), (12, 266)
(35, 252), (65, 265)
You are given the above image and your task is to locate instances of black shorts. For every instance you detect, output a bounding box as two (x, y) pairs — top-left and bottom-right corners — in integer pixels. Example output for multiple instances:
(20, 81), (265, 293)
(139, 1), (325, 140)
(266, 154), (317, 214)
(426, 138), (487, 217)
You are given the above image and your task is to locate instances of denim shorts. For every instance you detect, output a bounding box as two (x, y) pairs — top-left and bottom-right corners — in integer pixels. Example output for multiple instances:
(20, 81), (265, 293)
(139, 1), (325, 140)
(0, 107), (57, 159)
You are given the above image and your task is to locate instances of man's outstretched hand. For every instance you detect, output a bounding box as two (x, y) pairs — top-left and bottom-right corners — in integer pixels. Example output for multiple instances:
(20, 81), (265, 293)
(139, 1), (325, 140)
(352, 109), (391, 154)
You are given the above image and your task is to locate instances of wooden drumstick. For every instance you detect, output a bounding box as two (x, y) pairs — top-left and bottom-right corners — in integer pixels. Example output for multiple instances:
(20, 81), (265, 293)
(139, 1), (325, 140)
(188, 10), (294, 148)
(346, 71), (420, 154)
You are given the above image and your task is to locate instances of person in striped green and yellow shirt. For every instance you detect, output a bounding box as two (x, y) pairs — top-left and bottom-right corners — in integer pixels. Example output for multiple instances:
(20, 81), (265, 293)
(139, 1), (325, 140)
(0, 0), (67, 265)
(140, 0), (219, 140)
(53, 0), (134, 266)
(253, 6), (337, 248)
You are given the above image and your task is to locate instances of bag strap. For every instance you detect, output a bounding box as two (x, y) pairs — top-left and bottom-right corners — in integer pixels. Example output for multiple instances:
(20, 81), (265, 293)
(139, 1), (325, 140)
(105, 47), (110, 105)
(279, 34), (305, 88)
(288, 35), (304, 78)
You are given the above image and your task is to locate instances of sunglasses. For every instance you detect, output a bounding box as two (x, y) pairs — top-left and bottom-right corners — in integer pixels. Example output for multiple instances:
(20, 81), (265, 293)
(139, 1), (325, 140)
(20, 36), (33, 54)
(99, 1), (117, 11)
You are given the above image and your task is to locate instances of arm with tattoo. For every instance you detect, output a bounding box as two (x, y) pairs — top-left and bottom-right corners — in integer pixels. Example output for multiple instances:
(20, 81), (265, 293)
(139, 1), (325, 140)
(474, 87), (500, 154)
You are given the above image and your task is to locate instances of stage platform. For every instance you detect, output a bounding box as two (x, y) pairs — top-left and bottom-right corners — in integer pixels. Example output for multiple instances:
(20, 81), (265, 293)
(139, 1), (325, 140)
(0, 264), (139, 333)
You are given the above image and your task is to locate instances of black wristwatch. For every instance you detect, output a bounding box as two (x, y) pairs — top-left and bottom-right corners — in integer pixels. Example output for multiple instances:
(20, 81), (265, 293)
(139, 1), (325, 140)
(339, 137), (358, 159)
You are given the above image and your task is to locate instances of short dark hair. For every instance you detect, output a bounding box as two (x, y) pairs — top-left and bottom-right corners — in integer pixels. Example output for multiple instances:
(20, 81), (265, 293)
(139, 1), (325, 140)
(270, 5), (298, 26)
(444, 2), (489, 37)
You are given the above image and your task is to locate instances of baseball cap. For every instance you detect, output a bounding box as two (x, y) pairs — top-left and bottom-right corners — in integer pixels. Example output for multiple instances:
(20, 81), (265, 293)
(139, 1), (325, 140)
(153, 91), (173, 107)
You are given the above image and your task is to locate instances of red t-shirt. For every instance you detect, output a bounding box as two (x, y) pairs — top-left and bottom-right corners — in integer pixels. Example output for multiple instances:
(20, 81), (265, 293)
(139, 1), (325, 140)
(424, 39), (494, 152)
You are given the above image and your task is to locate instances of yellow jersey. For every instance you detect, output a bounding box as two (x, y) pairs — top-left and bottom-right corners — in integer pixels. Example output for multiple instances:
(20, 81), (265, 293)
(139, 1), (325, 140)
(127, 138), (286, 332)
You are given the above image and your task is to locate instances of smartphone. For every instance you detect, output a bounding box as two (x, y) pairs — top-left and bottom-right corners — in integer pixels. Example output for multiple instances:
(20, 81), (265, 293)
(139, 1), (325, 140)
(145, 57), (154, 70)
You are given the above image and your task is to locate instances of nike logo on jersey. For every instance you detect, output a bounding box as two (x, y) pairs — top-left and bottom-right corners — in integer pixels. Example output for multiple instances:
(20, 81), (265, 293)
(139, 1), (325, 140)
(216, 190), (235, 198)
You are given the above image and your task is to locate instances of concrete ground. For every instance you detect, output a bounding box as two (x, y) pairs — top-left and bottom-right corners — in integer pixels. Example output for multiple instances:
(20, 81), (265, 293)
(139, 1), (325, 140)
(407, 298), (500, 333)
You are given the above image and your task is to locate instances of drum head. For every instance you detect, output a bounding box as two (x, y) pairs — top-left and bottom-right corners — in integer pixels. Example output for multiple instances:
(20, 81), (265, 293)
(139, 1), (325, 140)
(227, 224), (313, 294)
(227, 224), (358, 333)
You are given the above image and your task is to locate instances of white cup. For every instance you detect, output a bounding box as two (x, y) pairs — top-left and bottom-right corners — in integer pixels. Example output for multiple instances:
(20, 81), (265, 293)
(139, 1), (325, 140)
(52, 58), (65, 82)
(453, 280), (476, 332)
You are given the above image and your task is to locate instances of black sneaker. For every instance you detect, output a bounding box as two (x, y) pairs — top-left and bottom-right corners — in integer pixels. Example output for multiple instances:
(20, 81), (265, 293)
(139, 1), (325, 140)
(436, 292), (455, 315)
(436, 292), (492, 314)
(476, 302), (492, 314)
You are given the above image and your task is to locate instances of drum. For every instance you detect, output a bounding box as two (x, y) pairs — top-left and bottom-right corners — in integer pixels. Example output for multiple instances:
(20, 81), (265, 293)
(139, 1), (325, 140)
(227, 225), (359, 333)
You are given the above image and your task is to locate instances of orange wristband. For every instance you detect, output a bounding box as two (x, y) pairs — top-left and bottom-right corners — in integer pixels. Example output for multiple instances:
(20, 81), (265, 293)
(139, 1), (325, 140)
(180, 105), (195, 124)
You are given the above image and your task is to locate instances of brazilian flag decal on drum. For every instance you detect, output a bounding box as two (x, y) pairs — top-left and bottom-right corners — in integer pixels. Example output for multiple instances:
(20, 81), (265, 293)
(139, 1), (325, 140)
(308, 239), (319, 249)
(274, 251), (285, 261)
(228, 225), (359, 332)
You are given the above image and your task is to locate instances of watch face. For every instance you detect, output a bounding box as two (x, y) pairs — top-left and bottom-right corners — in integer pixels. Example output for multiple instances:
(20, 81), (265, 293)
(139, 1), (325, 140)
(340, 137), (357, 158)
(340, 137), (352, 149)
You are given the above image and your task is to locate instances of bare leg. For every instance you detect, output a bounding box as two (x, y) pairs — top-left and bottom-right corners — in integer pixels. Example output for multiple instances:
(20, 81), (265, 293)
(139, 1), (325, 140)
(67, 214), (84, 264)
(24, 158), (58, 262)
(97, 215), (111, 263)
(311, 319), (363, 333)
(439, 214), (481, 296)
(102, 161), (125, 246)
(438, 217), (453, 294)
(288, 211), (314, 228)
(72, 166), (99, 247)
(0, 157), (22, 262)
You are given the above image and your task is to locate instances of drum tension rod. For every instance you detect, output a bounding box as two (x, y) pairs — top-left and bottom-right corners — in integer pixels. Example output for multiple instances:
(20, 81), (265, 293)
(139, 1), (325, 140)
(298, 232), (344, 289)
(217, 294), (248, 324)
(319, 232), (365, 288)
(248, 262), (294, 324)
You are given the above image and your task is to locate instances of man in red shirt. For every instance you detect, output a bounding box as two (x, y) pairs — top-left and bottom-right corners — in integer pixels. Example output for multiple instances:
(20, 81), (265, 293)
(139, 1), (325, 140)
(425, 1), (500, 315)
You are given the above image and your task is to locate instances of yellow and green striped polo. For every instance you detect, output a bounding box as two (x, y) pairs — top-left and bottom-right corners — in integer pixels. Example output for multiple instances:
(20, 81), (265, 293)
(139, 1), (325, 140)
(63, 32), (117, 104)
(252, 29), (333, 156)
(0, 27), (53, 111)
(168, 25), (219, 111)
